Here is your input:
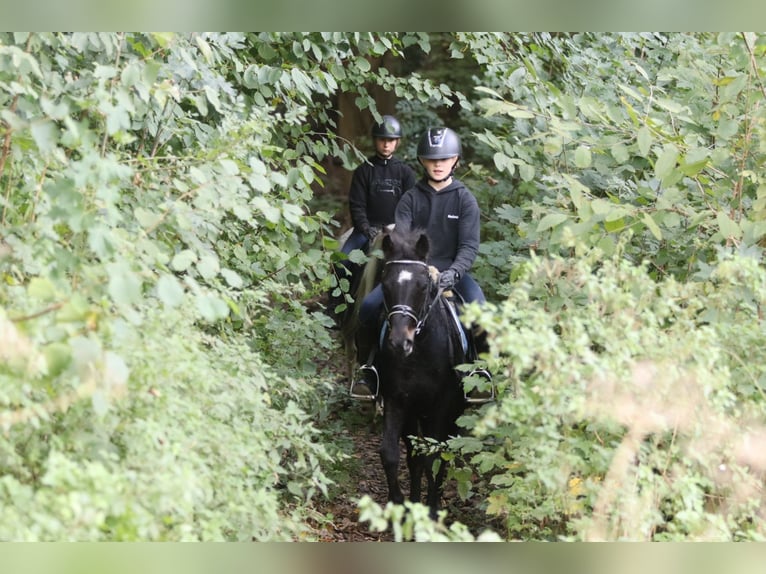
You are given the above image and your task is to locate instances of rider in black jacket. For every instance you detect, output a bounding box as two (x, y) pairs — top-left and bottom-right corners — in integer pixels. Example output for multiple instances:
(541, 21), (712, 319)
(330, 116), (416, 321)
(394, 178), (481, 289)
(344, 115), (416, 255)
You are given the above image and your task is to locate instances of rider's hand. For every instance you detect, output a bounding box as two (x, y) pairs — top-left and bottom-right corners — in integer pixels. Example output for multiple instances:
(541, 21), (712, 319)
(438, 268), (459, 290)
(365, 226), (380, 241)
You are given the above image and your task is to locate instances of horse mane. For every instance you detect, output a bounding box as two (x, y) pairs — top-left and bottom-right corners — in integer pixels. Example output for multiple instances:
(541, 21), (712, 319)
(340, 231), (387, 361)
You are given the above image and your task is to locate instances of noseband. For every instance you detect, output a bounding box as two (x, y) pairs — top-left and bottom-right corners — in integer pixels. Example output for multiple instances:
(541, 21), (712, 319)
(383, 259), (440, 335)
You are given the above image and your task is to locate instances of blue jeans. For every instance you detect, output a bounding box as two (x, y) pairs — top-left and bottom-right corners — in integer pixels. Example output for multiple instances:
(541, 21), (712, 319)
(332, 229), (370, 289)
(341, 229), (369, 256)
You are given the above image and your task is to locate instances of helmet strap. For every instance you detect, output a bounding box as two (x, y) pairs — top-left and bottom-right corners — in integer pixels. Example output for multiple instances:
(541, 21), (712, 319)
(428, 172), (452, 183)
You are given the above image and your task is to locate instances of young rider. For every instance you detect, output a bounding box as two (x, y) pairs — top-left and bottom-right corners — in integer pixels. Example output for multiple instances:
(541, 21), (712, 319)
(331, 115), (416, 320)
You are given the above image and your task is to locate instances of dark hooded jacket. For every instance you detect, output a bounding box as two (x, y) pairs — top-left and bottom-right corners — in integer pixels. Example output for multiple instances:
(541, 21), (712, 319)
(348, 155), (416, 235)
(394, 178), (480, 277)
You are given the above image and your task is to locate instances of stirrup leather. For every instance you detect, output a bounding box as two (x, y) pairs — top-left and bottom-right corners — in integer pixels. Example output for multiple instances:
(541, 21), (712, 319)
(349, 364), (379, 400)
(464, 368), (495, 404)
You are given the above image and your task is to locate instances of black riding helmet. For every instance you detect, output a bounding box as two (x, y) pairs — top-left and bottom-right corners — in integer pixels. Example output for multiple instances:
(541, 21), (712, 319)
(416, 127), (461, 159)
(371, 115), (403, 139)
(417, 127), (461, 182)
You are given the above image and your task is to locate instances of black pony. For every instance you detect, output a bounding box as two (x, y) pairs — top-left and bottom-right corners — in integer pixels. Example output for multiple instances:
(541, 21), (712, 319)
(374, 228), (467, 518)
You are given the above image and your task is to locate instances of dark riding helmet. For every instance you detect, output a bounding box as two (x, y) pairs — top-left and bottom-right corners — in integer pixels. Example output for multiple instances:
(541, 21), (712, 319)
(371, 115), (403, 139)
(416, 127), (461, 160)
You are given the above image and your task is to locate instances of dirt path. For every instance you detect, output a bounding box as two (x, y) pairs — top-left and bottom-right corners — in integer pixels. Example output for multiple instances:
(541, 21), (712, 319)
(310, 357), (499, 542)
(312, 406), (401, 542)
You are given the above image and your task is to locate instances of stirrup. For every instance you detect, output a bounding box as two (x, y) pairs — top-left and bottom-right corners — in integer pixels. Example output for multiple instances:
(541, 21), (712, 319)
(349, 364), (379, 401)
(464, 368), (495, 404)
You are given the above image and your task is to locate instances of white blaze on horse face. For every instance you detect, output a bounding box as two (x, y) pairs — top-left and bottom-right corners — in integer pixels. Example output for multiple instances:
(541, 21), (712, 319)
(397, 269), (413, 284)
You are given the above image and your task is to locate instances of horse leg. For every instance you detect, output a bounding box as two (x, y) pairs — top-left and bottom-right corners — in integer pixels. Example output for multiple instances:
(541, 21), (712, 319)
(422, 402), (461, 519)
(403, 420), (423, 504)
(379, 404), (405, 505)
(423, 451), (449, 519)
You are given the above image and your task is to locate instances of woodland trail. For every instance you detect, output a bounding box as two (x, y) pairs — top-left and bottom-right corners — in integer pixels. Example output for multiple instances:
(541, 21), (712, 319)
(310, 336), (499, 542)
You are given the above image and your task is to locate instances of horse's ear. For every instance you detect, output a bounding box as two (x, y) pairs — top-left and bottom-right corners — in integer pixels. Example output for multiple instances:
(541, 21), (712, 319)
(415, 232), (430, 261)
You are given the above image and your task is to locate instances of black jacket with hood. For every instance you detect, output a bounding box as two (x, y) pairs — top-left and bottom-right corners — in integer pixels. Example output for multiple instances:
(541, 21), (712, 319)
(348, 155), (416, 235)
(394, 178), (480, 277)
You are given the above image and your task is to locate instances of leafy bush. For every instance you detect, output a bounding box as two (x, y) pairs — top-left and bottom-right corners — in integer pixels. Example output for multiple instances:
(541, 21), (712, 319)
(6, 31), (766, 542)
(457, 242), (766, 541)
(0, 32), (465, 540)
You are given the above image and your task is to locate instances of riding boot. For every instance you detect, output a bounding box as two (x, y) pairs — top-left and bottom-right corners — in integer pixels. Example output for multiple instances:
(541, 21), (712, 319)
(349, 324), (379, 400)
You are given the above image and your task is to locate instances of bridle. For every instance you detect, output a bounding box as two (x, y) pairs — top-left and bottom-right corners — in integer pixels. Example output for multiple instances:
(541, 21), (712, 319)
(383, 259), (442, 335)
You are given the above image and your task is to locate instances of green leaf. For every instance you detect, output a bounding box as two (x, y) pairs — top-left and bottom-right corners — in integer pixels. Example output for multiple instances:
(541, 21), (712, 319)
(348, 249), (368, 265)
(574, 146), (592, 168)
(30, 120), (58, 153)
(204, 85), (222, 112)
(91, 391), (109, 417)
(655, 144), (679, 180)
(251, 196), (280, 224)
(537, 213), (568, 232)
(519, 163), (535, 182)
(195, 35), (214, 63)
(354, 56), (371, 72)
(604, 217), (626, 232)
(157, 274), (185, 307)
(544, 135), (563, 156)
(604, 207), (632, 221)
(28, 277), (56, 301)
(590, 198), (611, 217)
(171, 249), (197, 272)
(151, 32), (175, 47)
(716, 211), (741, 240)
(195, 294), (230, 322)
(134, 207), (162, 229)
(493, 152), (515, 175)
(43, 343), (72, 377)
(103, 351), (129, 388)
(715, 118), (739, 141)
(643, 212), (663, 240)
(570, 185), (584, 211)
(680, 147), (709, 176)
(57, 294), (90, 323)
(611, 143), (629, 164)
(221, 269), (244, 289)
(637, 126), (652, 157)
(249, 173), (271, 193)
(107, 262), (142, 306)
(197, 255), (220, 280)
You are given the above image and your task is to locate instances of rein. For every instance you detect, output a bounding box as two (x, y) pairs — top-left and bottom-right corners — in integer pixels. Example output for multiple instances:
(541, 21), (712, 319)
(383, 259), (443, 335)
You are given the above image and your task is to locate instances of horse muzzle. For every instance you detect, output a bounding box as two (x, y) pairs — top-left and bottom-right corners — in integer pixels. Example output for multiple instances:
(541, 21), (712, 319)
(388, 324), (416, 357)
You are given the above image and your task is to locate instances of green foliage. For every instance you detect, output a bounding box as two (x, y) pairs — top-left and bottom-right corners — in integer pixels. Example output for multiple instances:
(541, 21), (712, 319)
(458, 33), (766, 282)
(357, 497), (501, 542)
(458, 242), (766, 541)
(427, 32), (766, 541)
(5, 31), (766, 542)
(0, 32), (466, 540)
